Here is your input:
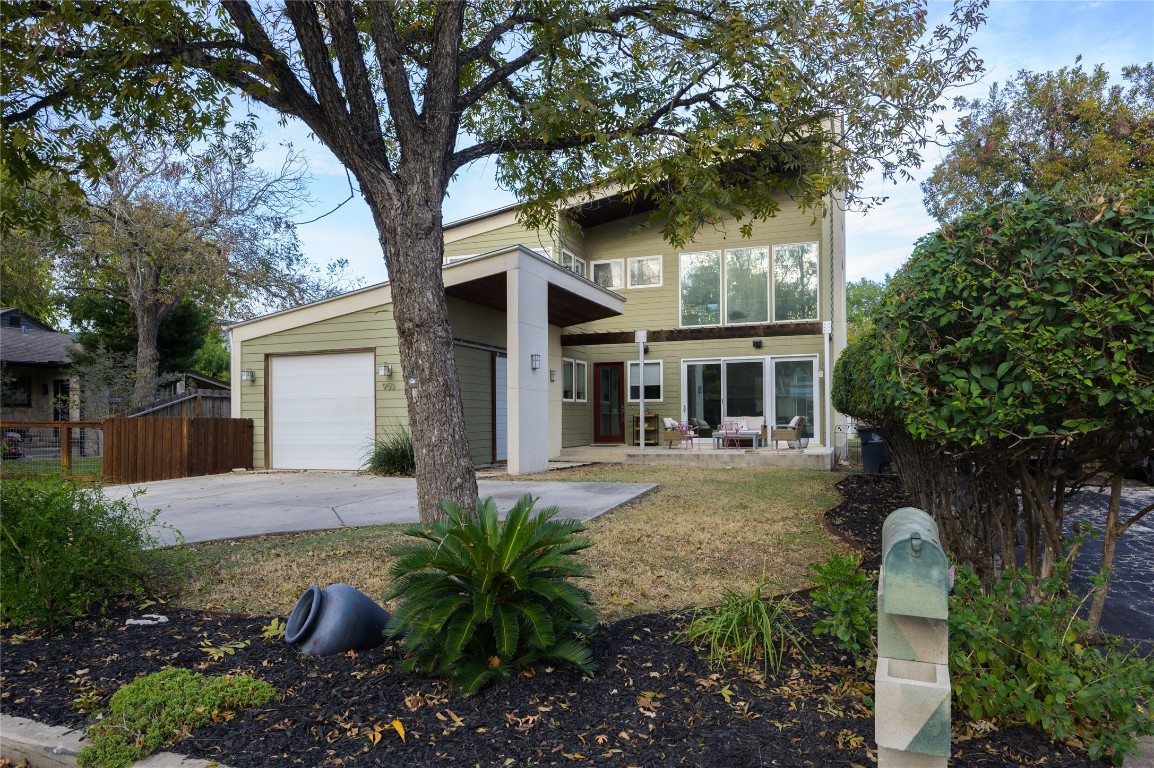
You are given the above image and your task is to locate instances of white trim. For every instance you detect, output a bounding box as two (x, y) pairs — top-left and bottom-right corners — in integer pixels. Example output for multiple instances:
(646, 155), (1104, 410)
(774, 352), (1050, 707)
(678, 250), (722, 328)
(627, 359), (663, 403)
(590, 258), (624, 290)
(561, 248), (587, 278)
(561, 357), (587, 402)
(771, 241), (820, 323)
(626, 254), (663, 289)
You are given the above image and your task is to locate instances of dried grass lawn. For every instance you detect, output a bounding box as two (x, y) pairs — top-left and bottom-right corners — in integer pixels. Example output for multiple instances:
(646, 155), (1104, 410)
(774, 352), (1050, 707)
(176, 464), (848, 622)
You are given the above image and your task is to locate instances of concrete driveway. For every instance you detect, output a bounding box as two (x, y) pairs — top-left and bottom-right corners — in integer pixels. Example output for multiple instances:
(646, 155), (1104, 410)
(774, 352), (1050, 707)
(104, 471), (656, 546)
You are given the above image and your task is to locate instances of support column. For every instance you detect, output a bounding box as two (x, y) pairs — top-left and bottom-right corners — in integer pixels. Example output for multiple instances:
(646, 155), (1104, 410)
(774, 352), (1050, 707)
(506, 261), (551, 475)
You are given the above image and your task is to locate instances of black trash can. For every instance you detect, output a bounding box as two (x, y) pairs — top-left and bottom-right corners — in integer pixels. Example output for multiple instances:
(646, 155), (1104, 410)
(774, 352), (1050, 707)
(858, 426), (892, 474)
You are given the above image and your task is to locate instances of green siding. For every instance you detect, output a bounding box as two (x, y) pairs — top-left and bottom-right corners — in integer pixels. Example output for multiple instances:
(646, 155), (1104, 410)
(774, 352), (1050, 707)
(240, 298), (506, 468)
(444, 219), (558, 260)
(455, 344), (494, 464)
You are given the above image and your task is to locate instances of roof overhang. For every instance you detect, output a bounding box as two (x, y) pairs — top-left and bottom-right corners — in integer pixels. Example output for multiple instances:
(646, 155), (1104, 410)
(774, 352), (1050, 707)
(230, 245), (624, 343)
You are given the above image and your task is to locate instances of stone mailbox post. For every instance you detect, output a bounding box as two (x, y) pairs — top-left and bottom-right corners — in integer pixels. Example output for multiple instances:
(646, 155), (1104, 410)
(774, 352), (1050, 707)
(875, 507), (951, 767)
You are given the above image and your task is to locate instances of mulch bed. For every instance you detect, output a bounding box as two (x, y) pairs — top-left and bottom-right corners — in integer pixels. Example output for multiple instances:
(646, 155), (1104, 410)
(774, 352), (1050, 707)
(1, 475), (1104, 767)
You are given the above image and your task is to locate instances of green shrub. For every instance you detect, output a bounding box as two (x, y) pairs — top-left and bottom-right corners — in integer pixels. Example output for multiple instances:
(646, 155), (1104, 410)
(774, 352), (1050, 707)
(386, 494), (596, 694)
(809, 552), (877, 658)
(0, 476), (184, 628)
(364, 426), (416, 476)
(77, 668), (277, 768)
(950, 566), (1154, 765)
(683, 573), (806, 676)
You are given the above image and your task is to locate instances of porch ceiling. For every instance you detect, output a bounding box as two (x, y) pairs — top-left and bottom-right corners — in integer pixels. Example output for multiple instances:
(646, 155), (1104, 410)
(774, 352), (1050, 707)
(445, 274), (621, 327)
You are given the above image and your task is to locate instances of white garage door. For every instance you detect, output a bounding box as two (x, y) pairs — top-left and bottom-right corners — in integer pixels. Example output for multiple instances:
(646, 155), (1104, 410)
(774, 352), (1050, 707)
(270, 352), (375, 470)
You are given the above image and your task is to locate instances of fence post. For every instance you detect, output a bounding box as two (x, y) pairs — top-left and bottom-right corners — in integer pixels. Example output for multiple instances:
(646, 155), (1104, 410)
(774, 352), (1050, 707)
(60, 423), (72, 476)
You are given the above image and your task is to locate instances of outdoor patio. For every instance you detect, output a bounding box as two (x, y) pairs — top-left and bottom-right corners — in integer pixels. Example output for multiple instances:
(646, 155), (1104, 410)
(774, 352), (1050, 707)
(553, 442), (835, 471)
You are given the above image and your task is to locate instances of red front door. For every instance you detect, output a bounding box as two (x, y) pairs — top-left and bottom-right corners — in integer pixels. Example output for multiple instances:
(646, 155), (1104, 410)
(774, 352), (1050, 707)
(593, 362), (624, 443)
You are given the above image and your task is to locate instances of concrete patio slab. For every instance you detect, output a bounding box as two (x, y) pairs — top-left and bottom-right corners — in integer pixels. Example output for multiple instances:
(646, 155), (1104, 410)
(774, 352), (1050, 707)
(103, 471), (655, 546)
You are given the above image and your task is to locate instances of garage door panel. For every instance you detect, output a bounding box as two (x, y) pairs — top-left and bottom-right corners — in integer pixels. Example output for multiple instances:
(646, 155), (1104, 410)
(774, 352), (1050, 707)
(271, 353), (375, 470)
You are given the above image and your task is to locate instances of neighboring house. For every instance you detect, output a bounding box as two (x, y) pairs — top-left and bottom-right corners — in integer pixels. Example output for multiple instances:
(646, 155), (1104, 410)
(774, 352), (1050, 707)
(229, 189), (846, 473)
(0, 308), (78, 422)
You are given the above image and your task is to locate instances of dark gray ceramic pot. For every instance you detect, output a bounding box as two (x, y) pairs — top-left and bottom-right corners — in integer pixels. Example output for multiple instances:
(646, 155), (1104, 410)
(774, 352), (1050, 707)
(284, 583), (391, 655)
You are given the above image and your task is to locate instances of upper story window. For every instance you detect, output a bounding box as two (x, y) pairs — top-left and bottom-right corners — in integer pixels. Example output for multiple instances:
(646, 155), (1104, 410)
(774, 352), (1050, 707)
(561, 249), (586, 278)
(679, 251), (721, 326)
(680, 243), (818, 327)
(591, 259), (624, 290)
(772, 242), (819, 321)
(627, 255), (663, 288)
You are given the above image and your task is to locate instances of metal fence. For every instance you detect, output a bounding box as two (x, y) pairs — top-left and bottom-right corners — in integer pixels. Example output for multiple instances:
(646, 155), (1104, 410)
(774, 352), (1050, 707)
(0, 421), (105, 478)
(834, 423), (862, 471)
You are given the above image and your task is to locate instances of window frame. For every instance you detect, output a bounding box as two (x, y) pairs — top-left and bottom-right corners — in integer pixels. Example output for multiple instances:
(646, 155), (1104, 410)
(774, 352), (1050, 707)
(627, 254), (663, 289)
(6, 377), (32, 407)
(560, 249), (587, 278)
(562, 358), (587, 403)
(627, 359), (663, 403)
(678, 250), (722, 327)
(590, 258), (624, 290)
(771, 241), (820, 322)
(724, 246), (770, 326)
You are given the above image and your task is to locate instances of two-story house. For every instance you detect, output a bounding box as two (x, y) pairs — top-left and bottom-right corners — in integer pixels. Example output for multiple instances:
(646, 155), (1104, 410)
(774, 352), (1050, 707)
(229, 189), (846, 473)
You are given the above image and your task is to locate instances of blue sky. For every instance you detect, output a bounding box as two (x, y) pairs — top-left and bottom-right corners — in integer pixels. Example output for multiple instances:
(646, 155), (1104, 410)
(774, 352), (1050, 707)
(253, 1), (1154, 289)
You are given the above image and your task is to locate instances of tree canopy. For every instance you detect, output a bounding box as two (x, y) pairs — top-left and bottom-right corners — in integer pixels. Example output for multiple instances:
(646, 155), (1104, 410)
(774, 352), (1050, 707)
(922, 61), (1154, 222)
(844, 277), (887, 342)
(2, 0), (988, 519)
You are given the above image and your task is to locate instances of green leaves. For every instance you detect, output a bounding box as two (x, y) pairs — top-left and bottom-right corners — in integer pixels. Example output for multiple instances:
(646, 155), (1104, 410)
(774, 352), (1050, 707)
(386, 495), (596, 694)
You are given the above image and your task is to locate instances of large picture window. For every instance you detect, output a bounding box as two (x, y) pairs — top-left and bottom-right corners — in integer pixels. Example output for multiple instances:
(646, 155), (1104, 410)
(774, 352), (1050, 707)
(725, 247), (769, 324)
(679, 251), (721, 326)
(772, 242), (819, 321)
(562, 358), (587, 402)
(591, 259), (623, 289)
(627, 255), (663, 288)
(627, 360), (663, 402)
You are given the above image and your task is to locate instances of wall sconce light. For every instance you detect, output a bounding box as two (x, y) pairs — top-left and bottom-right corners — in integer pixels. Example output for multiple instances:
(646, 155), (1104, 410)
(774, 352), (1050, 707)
(531, 353), (541, 370)
(752, 339), (763, 349)
(549, 369), (558, 382)
(378, 363), (392, 377)
(241, 369), (255, 382)
(643, 344), (649, 354)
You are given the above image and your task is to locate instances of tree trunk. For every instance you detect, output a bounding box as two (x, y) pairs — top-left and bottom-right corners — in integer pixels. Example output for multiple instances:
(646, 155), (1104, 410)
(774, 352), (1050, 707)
(1086, 473), (1123, 633)
(362, 174), (479, 522)
(132, 307), (162, 409)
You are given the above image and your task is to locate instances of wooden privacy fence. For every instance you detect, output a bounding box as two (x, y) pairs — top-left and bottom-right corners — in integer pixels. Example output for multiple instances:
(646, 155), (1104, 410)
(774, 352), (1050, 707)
(104, 417), (253, 484)
(122, 389), (232, 418)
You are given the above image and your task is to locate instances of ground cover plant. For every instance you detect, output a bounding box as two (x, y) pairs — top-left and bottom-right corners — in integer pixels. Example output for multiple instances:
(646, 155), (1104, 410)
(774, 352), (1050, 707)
(364, 426), (416, 477)
(77, 668), (277, 768)
(1, 470), (1144, 767)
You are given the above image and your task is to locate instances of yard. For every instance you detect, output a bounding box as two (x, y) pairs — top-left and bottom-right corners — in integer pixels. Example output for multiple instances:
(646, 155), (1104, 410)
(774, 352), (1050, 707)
(1, 466), (1143, 767)
(178, 465), (845, 621)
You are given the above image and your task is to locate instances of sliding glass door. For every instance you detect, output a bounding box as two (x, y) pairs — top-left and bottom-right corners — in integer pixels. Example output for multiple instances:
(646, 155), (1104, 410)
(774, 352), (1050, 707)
(683, 356), (817, 439)
(772, 358), (816, 438)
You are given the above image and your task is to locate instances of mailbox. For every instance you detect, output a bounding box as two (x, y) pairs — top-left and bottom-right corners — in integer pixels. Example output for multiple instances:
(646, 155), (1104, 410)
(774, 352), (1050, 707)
(880, 507), (948, 620)
(876, 507), (951, 767)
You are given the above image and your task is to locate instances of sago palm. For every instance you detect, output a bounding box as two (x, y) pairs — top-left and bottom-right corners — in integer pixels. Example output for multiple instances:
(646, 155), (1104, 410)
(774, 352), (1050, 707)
(386, 494), (596, 693)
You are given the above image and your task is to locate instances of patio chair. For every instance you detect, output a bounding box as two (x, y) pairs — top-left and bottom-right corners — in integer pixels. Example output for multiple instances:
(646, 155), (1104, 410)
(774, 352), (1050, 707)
(676, 421), (697, 449)
(770, 416), (806, 449)
(720, 420), (742, 449)
(662, 417), (683, 448)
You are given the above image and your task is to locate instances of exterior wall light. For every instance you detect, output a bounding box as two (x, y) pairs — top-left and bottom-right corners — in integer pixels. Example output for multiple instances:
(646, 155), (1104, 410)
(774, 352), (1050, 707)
(241, 369), (255, 382)
(531, 353), (541, 370)
(378, 363), (392, 377)
(752, 339), (763, 349)
(549, 369), (558, 382)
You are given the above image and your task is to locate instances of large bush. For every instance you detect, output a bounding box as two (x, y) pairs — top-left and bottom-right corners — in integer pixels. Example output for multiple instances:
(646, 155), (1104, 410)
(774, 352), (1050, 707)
(0, 476), (182, 627)
(386, 494), (596, 693)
